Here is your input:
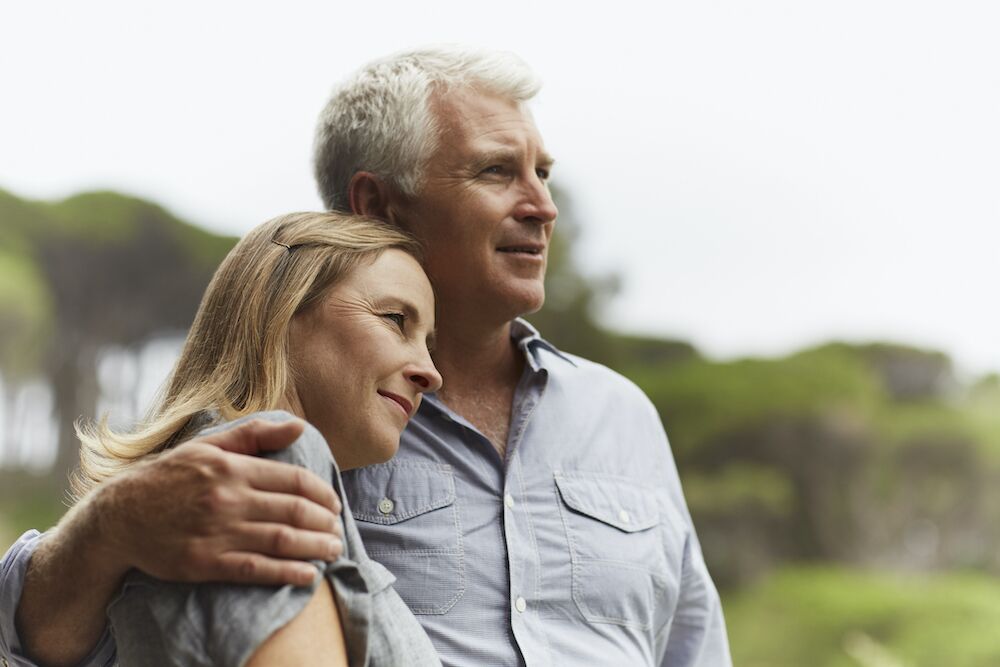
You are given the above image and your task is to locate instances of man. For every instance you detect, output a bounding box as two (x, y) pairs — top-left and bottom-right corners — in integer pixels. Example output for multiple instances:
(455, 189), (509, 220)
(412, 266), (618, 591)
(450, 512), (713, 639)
(1, 47), (731, 666)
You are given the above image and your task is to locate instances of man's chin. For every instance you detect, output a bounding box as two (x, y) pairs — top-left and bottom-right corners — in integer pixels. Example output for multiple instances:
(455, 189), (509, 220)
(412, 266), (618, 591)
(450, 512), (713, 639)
(507, 287), (546, 319)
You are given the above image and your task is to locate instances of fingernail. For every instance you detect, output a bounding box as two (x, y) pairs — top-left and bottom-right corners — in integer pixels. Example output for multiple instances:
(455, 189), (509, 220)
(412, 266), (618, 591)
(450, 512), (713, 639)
(328, 538), (342, 560)
(299, 566), (318, 585)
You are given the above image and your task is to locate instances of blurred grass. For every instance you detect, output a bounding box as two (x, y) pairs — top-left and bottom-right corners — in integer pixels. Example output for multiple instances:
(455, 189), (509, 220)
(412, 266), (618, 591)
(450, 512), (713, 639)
(0, 478), (68, 548)
(723, 565), (1000, 667)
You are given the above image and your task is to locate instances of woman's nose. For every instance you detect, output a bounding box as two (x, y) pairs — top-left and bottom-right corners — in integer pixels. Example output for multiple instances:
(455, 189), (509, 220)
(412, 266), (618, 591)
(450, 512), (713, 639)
(407, 356), (443, 394)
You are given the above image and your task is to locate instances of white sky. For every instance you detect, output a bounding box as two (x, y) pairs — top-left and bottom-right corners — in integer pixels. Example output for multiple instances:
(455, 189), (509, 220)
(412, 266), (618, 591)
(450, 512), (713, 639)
(2, 1), (998, 377)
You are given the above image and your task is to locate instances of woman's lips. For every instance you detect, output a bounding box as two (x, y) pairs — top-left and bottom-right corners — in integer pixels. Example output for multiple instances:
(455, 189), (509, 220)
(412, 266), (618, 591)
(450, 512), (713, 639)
(378, 390), (413, 419)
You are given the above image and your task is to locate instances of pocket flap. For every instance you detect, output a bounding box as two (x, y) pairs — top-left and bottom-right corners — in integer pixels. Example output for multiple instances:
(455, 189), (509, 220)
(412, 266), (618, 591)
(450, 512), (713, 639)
(345, 461), (456, 525)
(554, 472), (659, 532)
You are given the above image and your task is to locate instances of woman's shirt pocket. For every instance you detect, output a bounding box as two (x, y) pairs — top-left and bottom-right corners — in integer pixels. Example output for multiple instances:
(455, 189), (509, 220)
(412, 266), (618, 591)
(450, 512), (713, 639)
(343, 461), (465, 615)
(553, 470), (686, 632)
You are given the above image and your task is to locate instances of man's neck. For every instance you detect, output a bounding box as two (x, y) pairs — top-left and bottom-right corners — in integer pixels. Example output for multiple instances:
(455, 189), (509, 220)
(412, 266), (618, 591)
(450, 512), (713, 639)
(433, 318), (523, 400)
(431, 316), (526, 458)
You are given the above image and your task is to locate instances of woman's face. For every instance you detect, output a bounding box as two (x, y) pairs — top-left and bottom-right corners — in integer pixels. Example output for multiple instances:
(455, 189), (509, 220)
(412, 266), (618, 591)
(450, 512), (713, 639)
(286, 249), (441, 470)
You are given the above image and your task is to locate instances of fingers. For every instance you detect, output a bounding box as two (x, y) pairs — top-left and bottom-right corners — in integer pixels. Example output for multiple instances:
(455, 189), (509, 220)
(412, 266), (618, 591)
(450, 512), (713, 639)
(201, 419), (305, 457)
(213, 551), (320, 587)
(234, 521), (343, 563)
(240, 457), (342, 515)
(245, 490), (343, 536)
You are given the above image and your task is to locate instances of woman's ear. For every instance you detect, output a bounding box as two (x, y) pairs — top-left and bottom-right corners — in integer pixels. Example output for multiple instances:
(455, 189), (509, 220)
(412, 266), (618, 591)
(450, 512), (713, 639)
(347, 172), (393, 220)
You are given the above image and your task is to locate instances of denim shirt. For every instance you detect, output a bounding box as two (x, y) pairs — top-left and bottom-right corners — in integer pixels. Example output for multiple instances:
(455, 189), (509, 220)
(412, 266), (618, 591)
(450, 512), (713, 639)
(340, 320), (732, 667)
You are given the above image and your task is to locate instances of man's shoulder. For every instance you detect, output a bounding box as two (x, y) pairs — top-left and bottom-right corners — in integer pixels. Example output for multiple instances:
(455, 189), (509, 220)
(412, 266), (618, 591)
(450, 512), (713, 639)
(545, 348), (654, 405)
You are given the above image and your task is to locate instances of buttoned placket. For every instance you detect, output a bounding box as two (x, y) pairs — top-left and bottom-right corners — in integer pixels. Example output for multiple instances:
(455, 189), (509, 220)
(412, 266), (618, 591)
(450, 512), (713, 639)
(408, 325), (565, 666)
(502, 356), (550, 667)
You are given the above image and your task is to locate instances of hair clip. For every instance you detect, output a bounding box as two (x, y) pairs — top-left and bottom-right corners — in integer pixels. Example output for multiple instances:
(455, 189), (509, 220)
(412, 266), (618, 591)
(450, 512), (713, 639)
(271, 239), (293, 250)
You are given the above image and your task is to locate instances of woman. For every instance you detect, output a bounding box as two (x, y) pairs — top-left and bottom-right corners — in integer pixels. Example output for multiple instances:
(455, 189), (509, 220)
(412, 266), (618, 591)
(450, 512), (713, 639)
(74, 211), (443, 666)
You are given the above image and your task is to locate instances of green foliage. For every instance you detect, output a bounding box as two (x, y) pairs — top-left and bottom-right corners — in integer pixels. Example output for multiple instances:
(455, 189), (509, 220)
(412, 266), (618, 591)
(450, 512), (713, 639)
(42, 191), (146, 240)
(682, 463), (794, 515)
(630, 345), (883, 457)
(724, 566), (1000, 667)
(0, 248), (53, 374)
(42, 191), (234, 269)
(0, 187), (236, 380)
(0, 473), (68, 547)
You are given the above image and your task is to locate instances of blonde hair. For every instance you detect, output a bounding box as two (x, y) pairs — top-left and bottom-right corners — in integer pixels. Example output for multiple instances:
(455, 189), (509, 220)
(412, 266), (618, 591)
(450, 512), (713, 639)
(72, 211), (420, 500)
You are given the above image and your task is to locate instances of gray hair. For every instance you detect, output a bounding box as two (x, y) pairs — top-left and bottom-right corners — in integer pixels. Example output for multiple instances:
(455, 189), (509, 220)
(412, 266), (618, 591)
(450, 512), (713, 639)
(313, 46), (541, 211)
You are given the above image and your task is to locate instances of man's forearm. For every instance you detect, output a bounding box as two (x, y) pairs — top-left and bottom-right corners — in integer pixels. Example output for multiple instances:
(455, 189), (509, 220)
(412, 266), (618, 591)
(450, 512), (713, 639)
(16, 495), (128, 667)
(10, 418), (343, 665)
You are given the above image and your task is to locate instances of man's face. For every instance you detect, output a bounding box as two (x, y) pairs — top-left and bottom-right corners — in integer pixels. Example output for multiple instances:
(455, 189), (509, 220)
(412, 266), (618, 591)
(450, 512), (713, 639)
(392, 88), (558, 326)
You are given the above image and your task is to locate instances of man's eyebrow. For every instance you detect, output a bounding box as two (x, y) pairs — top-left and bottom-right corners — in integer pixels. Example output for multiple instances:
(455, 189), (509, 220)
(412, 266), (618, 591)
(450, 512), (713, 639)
(469, 148), (556, 171)
(469, 148), (517, 170)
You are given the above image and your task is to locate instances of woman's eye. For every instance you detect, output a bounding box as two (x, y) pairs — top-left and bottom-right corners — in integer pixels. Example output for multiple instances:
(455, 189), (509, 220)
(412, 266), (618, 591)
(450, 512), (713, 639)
(536, 167), (550, 181)
(383, 312), (406, 330)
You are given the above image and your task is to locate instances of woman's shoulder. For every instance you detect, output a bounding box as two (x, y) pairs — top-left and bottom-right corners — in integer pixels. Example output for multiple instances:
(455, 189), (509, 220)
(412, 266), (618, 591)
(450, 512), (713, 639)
(198, 410), (337, 479)
(197, 408), (310, 435)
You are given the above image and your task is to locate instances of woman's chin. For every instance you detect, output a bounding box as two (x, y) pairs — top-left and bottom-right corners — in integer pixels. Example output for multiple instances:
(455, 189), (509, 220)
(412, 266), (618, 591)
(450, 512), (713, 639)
(356, 431), (401, 467)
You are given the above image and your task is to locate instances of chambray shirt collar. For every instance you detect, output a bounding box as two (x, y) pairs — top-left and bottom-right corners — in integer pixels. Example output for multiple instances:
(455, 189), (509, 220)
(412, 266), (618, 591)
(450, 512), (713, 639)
(509, 317), (577, 371)
(419, 318), (575, 423)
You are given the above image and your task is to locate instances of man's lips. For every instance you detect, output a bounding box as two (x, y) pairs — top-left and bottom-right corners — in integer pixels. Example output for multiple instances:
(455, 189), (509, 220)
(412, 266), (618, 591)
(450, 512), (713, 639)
(377, 390), (413, 419)
(496, 243), (545, 255)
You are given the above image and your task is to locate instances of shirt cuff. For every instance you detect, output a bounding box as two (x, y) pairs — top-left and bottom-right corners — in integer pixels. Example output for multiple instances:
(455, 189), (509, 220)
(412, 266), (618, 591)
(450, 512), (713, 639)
(0, 530), (117, 667)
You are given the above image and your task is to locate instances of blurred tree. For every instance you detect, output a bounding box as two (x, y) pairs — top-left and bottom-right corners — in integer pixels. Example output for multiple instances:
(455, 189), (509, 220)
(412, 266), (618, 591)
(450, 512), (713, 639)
(0, 188), (235, 486)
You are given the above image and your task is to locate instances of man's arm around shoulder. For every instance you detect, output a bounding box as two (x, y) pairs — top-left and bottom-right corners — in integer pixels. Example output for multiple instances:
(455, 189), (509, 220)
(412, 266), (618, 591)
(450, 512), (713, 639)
(2, 418), (343, 666)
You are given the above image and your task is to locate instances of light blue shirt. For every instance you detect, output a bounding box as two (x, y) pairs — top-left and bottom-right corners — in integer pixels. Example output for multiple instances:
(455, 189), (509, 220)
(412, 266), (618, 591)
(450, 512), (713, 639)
(0, 321), (730, 666)
(340, 320), (732, 666)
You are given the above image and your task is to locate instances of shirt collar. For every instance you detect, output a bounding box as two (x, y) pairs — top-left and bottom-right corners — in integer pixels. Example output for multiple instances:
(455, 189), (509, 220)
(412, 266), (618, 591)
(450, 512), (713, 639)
(419, 318), (575, 418)
(510, 318), (577, 370)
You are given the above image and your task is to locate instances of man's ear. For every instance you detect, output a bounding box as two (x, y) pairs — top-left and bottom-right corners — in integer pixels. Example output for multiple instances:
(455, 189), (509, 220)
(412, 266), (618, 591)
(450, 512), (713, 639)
(348, 172), (394, 220)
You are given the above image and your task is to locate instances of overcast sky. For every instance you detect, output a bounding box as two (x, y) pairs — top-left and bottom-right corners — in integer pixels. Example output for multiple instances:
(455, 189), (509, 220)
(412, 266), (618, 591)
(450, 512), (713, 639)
(2, 1), (998, 377)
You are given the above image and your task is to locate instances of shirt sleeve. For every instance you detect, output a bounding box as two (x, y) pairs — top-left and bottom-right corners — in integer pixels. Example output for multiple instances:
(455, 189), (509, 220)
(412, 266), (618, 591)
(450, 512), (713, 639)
(657, 533), (733, 667)
(1, 530), (117, 667)
(106, 411), (377, 667)
(651, 412), (733, 666)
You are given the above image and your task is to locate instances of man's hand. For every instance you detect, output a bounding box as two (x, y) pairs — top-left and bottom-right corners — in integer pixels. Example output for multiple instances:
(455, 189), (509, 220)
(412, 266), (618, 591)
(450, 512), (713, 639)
(97, 417), (344, 586)
(16, 418), (343, 666)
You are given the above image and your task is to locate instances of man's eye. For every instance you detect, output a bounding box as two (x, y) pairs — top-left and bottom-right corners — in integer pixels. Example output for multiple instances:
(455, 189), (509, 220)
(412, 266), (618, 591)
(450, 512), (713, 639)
(480, 165), (504, 176)
(536, 167), (551, 181)
(383, 312), (406, 330)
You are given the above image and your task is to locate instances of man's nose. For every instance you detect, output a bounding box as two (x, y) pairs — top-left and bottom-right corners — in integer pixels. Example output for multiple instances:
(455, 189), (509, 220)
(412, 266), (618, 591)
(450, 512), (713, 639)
(514, 174), (559, 225)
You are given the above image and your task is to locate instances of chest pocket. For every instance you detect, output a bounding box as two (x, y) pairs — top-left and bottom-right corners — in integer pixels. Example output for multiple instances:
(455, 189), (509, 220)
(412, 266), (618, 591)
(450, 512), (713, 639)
(343, 461), (464, 614)
(554, 471), (683, 631)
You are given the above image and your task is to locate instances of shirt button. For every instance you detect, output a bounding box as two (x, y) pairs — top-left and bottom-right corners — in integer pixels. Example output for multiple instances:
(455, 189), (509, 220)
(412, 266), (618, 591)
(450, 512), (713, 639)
(618, 509), (631, 524)
(504, 493), (515, 509)
(515, 596), (527, 613)
(378, 498), (395, 515)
